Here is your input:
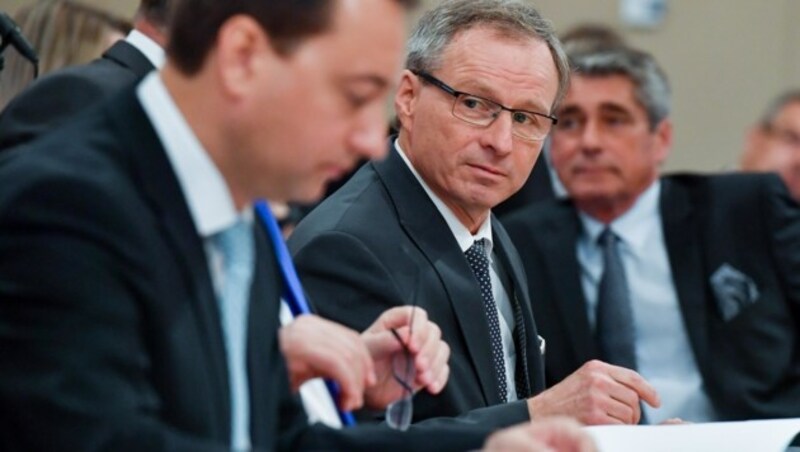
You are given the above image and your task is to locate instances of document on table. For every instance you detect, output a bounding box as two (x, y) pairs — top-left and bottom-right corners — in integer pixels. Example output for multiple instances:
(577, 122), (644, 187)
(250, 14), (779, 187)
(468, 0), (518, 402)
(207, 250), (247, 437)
(585, 418), (800, 452)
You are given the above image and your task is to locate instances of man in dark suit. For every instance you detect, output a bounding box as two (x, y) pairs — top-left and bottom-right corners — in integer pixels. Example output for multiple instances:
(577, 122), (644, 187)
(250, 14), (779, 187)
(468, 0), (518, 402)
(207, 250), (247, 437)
(0, 0), (598, 449)
(290, 0), (658, 429)
(504, 46), (800, 423)
(0, 0), (504, 450)
(0, 0), (168, 150)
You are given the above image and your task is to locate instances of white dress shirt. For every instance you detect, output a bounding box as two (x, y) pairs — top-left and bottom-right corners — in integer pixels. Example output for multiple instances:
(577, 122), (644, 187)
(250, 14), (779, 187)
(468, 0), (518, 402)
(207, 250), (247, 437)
(138, 73), (254, 449)
(576, 180), (717, 423)
(395, 140), (519, 401)
(125, 29), (165, 69)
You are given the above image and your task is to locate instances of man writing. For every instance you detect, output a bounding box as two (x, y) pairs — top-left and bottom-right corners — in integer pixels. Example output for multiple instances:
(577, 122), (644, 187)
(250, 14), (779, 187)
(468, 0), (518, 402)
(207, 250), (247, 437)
(0, 0), (594, 450)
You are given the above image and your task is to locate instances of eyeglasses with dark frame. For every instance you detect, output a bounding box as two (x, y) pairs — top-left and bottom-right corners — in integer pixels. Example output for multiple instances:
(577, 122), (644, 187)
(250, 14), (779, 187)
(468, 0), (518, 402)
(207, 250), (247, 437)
(413, 70), (558, 141)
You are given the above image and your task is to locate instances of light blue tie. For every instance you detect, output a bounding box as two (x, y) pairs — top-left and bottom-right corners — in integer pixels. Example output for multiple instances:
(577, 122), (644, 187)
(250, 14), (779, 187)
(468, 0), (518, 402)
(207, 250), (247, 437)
(212, 219), (254, 450)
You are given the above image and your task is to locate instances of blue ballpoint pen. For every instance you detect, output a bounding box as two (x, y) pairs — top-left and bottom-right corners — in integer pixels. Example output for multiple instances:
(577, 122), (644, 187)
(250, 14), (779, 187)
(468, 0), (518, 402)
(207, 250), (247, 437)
(254, 200), (356, 427)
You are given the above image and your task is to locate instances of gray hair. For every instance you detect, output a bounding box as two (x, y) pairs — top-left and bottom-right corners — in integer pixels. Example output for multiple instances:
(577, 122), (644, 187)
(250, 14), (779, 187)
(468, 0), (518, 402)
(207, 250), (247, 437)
(759, 90), (800, 128)
(568, 47), (671, 130)
(405, 0), (570, 112)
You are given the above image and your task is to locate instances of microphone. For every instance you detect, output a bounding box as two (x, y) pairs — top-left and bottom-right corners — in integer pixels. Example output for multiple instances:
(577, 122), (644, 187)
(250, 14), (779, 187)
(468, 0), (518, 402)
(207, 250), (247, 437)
(0, 12), (39, 75)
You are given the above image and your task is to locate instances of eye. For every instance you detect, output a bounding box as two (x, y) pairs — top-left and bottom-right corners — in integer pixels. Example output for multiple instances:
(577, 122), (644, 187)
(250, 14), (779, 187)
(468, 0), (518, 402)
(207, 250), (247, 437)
(461, 97), (479, 109)
(346, 93), (369, 108)
(604, 114), (630, 127)
(556, 116), (582, 131)
(459, 95), (492, 112)
(512, 111), (533, 125)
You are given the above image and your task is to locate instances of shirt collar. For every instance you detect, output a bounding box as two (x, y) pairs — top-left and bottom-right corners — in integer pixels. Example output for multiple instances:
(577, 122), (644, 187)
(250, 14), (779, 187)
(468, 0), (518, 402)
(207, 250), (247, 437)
(137, 72), (244, 238)
(125, 29), (165, 69)
(394, 139), (493, 255)
(578, 180), (661, 252)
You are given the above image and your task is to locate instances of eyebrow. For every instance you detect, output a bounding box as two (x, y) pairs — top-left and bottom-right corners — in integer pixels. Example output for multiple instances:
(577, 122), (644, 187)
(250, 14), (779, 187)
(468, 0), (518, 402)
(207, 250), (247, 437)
(598, 103), (633, 116)
(556, 105), (584, 116)
(557, 103), (634, 116)
(341, 74), (390, 90)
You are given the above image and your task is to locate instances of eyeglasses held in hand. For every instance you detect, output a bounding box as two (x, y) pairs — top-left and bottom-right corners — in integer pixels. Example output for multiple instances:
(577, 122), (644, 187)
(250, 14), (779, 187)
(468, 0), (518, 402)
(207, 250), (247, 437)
(385, 326), (415, 431)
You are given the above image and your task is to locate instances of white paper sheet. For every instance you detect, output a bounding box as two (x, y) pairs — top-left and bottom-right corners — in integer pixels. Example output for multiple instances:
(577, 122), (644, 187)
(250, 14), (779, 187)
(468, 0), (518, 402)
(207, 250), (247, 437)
(586, 418), (800, 452)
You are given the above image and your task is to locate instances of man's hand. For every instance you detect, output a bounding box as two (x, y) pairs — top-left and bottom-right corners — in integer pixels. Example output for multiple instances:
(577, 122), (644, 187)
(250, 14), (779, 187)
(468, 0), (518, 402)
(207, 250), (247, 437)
(279, 314), (376, 411)
(483, 417), (597, 452)
(361, 306), (450, 409)
(527, 360), (660, 425)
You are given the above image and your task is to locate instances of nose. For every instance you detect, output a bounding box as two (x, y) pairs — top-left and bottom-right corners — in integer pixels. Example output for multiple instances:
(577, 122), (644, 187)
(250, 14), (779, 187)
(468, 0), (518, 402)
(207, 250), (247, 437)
(347, 108), (388, 160)
(579, 118), (603, 155)
(479, 110), (514, 156)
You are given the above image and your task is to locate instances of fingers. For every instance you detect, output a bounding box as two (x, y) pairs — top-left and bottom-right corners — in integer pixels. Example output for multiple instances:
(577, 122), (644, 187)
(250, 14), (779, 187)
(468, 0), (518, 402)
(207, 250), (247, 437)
(529, 417), (598, 452)
(608, 365), (661, 408)
(528, 360), (658, 426)
(282, 315), (376, 411)
(368, 306), (430, 352)
(415, 333), (450, 394)
(410, 320), (440, 383)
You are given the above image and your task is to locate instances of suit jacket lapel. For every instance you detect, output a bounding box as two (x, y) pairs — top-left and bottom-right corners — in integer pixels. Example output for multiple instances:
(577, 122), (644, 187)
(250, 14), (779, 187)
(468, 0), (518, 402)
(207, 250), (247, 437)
(102, 40), (156, 79)
(492, 219), (545, 395)
(373, 144), (503, 406)
(247, 224), (283, 448)
(660, 178), (709, 367)
(539, 204), (598, 363)
(106, 89), (231, 435)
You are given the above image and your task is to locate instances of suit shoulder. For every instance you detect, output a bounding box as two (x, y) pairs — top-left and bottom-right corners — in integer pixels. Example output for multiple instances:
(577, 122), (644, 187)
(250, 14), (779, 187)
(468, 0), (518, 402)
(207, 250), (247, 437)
(664, 172), (784, 200)
(501, 198), (571, 232)
(291, 163), (391, 247)
(0, 61), (138, 150)
(0, 117), (138, 224)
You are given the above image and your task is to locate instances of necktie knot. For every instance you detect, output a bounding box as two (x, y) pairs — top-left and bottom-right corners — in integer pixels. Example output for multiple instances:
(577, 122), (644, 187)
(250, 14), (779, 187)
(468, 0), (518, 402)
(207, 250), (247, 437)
(598, 227), (618, 248)
(465, 239), (490, 271)
(214, 219), (254, 273)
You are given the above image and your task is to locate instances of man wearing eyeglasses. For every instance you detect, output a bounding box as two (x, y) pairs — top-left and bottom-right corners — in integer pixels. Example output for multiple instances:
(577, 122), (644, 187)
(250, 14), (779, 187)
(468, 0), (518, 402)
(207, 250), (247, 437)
(740, 90), (800, 201)
(504, 46), (800, 423)
(290, 0), (658, 428)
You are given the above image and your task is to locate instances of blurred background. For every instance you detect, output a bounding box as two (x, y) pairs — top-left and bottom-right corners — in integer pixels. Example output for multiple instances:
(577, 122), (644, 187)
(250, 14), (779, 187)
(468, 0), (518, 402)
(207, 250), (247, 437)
(1, 0), (798, 173)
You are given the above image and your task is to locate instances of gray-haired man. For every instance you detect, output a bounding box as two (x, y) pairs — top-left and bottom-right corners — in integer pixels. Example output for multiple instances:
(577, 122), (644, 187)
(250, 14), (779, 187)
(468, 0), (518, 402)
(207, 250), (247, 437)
(291, 0), (659, 428)
(505, 46), (800, 423)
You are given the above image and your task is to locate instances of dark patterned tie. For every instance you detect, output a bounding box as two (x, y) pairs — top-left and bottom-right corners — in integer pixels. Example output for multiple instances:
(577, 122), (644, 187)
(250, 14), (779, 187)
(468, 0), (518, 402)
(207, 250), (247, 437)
(595, 228), (637, 371)
(465, 239), (508, 402)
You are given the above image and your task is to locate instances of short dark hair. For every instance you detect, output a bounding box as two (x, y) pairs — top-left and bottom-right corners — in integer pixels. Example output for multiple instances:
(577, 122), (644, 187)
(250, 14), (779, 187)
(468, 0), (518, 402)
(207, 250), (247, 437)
(168, 0), (417, 76)
(138, 0), (170, 28)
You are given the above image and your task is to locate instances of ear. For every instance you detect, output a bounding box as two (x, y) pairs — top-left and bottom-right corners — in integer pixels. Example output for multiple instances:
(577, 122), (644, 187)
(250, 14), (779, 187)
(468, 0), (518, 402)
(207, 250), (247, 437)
(214, 15), (273, 101)
(394, 70), (421, 132)
(651, 118), (673, 167)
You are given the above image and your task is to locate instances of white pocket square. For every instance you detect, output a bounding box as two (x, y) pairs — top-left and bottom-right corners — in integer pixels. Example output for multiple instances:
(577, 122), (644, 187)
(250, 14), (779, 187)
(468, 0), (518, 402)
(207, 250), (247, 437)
(709, 263), (759, 322)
